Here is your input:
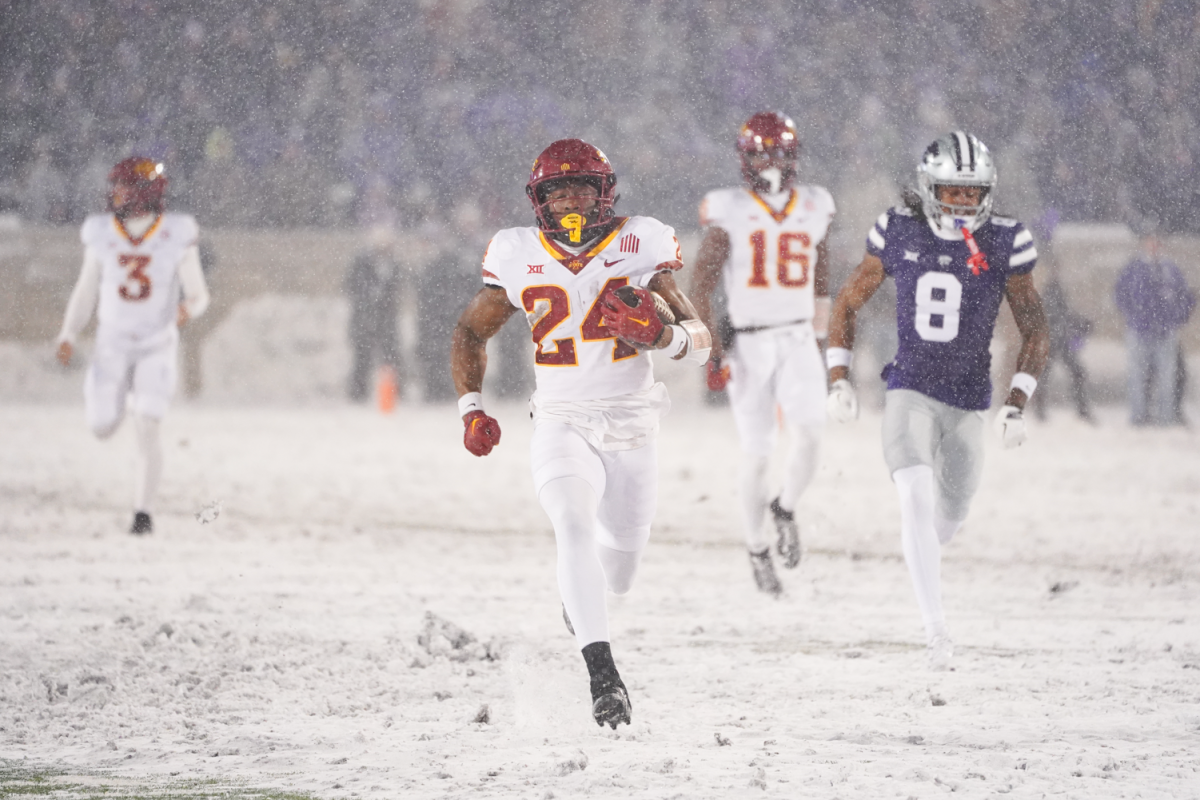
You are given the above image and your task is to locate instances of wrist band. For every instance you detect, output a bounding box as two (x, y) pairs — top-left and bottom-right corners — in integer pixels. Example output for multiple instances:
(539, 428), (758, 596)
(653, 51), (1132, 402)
(458, 392), (484, 417)
(1010, 372), (1038, 399)
(826, 347), (853, 370)
(662, 324), (688, 358)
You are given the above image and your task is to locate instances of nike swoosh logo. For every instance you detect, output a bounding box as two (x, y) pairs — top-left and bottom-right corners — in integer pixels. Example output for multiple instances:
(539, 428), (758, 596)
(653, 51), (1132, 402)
(604, 259), (624, 267)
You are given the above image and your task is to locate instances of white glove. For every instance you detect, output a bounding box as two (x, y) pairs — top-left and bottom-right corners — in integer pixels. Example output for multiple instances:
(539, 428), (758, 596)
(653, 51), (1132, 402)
(827, 379), (859, 423)
(994, 405), (1026, 449)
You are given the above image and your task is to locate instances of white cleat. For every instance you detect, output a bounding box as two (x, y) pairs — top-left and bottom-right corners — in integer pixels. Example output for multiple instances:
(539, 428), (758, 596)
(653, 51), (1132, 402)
(927, 634), (954, 672)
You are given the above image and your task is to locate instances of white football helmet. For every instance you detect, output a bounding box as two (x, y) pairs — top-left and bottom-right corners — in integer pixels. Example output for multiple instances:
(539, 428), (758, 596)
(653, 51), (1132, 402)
(917, 131), (997, 233)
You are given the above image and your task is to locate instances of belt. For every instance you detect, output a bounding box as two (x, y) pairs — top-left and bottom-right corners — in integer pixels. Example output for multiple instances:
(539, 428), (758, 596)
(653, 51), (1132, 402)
(733, 319), (809, 334)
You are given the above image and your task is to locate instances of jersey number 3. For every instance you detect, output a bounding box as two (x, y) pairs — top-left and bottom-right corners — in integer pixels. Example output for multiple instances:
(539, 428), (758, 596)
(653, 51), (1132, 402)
(118, 254), (153, 301)
(914, 272), (962, 342)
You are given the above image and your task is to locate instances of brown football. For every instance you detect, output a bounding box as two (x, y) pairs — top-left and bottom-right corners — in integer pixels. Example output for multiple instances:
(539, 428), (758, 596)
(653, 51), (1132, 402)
(611, 284), (676, 324)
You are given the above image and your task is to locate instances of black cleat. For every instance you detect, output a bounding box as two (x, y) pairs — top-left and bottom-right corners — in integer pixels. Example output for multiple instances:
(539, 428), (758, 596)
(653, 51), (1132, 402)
(562, 604), (575, 636)
(591, 680), (632, 729)
(581, 641), (631, 729)
(130, 511), (153, 536)
(770, 498), (801, 568)
(749, 549), (782, 597)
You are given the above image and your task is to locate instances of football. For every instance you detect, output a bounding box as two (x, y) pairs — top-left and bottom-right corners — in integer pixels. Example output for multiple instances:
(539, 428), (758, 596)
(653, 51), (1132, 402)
(611, 284), (676, 324)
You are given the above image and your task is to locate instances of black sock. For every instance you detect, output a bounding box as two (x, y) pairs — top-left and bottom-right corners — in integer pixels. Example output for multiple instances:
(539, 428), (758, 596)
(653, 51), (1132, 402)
(581, 641), (623, 696)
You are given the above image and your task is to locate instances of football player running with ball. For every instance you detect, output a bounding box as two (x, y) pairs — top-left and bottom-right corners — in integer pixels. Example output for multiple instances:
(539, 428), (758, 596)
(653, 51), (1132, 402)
(826, 132), (1048, 670)
(692, 112), (836, 596)
(56, 157), (210, 535)
(450, 139), (711, 728)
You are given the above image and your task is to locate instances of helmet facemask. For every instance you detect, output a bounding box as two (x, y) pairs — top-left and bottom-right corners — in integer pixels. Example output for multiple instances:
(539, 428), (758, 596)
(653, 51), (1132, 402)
(529, 175), (616, 244)
(916, 132), (996, 233)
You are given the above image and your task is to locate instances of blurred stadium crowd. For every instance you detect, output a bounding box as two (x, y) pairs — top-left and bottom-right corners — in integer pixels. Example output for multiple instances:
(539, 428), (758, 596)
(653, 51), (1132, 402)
(3, 0), (1199, 237)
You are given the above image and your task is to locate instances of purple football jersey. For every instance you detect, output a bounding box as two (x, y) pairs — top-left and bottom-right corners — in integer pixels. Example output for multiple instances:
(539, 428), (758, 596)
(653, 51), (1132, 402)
(865, 206), (1037, 410)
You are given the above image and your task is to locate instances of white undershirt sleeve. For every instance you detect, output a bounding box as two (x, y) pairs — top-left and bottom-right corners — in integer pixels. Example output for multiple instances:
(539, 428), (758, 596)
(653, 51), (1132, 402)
(177, 245), (210, 319)
(57, 249), (101, 344)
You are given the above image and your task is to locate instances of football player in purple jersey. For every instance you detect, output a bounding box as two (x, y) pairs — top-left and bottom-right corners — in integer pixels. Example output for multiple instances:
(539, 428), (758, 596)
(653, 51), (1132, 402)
(825, 131), (1049, 670)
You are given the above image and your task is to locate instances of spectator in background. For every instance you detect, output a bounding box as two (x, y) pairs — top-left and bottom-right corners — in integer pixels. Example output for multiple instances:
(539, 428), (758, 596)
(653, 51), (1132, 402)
(344, 224), (404, 402)
(1032, 276), (1094, 423)
(1115, 228), (1196, 426)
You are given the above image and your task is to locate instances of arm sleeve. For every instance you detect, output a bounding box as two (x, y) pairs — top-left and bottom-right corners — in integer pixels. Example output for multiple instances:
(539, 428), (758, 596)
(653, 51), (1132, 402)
(178, 244), (211, 319)
(57, 249), (102, 344)
(1007, 224), (1038, 274)
(865, 211), (889, 258)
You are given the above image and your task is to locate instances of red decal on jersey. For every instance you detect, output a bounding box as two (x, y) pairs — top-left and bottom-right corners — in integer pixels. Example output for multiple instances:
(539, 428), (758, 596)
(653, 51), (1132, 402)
(748, 231), (769, 287)
(777, 232), (811, 287)
(655, 260), (684, 272)
(581, 277), (639, 361)
(603, 258), (624, 267)
(482, 269), (499, 281)
(619, 233), (640, 254)
(527, 264), (544, 274)
(747, 231), (811, 288)
(118, 254), (153, 301)
(521, 285), (577, 366)
(960, 226), (990, 275)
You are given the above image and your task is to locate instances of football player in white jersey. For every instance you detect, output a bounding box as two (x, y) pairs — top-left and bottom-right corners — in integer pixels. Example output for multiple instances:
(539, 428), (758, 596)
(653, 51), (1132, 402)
(692, 112), (835, 596)
(56, 157), (211, 535)
(450, 139), (711, 728)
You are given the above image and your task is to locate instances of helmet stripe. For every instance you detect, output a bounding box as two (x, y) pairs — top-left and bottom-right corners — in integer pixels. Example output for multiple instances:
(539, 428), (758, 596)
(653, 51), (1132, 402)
(966, 133), (976, 170)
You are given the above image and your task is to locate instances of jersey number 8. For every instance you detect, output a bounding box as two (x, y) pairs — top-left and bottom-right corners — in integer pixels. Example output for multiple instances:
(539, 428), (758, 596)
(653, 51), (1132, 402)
(914, 272), (962, 342)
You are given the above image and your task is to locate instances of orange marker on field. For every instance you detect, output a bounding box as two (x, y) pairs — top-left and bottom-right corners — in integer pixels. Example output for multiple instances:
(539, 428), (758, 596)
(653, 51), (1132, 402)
(377, 366), (397, 414)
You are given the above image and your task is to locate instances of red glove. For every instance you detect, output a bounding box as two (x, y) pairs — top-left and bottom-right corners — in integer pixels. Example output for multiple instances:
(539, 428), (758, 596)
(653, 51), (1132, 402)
(706, 358), (730, 391)
(600, 285), (665, 347)
(463, 410), (501, 457)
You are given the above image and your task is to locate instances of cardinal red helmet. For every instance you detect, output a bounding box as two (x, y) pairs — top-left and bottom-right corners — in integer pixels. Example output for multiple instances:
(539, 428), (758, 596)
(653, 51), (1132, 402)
(525, 139), (617, 239)
(737, 112), (800, 192)
(107, 156), (167, 217)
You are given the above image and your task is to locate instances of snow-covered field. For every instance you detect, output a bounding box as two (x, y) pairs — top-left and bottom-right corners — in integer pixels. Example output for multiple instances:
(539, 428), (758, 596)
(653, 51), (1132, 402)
(2, 398), (1199, 799)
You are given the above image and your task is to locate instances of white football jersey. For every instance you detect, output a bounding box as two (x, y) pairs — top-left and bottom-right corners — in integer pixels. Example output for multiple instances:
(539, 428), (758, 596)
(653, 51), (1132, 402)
(699, 185), (835, 328)
(482, 216), (683, 402)
(81, 212), (199, 339)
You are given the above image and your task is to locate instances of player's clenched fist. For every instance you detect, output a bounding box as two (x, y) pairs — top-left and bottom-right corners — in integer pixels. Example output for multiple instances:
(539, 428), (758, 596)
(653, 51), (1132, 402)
(463, 410), (502, 456)
(706, 358), (730, 391)
(826, 379), (859, 423)
(601, 285), (665, 347)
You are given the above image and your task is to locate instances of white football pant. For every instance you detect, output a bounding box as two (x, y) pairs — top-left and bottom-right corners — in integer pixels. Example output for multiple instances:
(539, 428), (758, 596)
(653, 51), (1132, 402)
(84, 331), (176, 513)
(726, 324), (825, 551)
(531, 421), (657, 649)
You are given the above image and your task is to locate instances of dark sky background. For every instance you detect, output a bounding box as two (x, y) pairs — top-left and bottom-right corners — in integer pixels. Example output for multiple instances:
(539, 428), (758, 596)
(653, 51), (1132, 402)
(3, 0), (1198, 240)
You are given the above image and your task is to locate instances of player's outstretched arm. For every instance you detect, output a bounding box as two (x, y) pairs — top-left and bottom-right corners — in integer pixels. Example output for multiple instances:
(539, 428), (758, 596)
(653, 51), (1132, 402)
(813, 236), (832, 339)
(827, 254), (886, 383)
(56, 249), (103, 366)
(993, 273), (1049, 449)
(451, 287), (517, 456)
(177, 245), (210, 327)
(689, 227), (729, 360)
(1002, 273), (1049, 411)
(825, 253), (886, 423)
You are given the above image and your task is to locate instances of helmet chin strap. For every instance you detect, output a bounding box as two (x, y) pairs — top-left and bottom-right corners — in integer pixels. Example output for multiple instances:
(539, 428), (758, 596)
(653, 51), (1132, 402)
(759, 167), (783, 195)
